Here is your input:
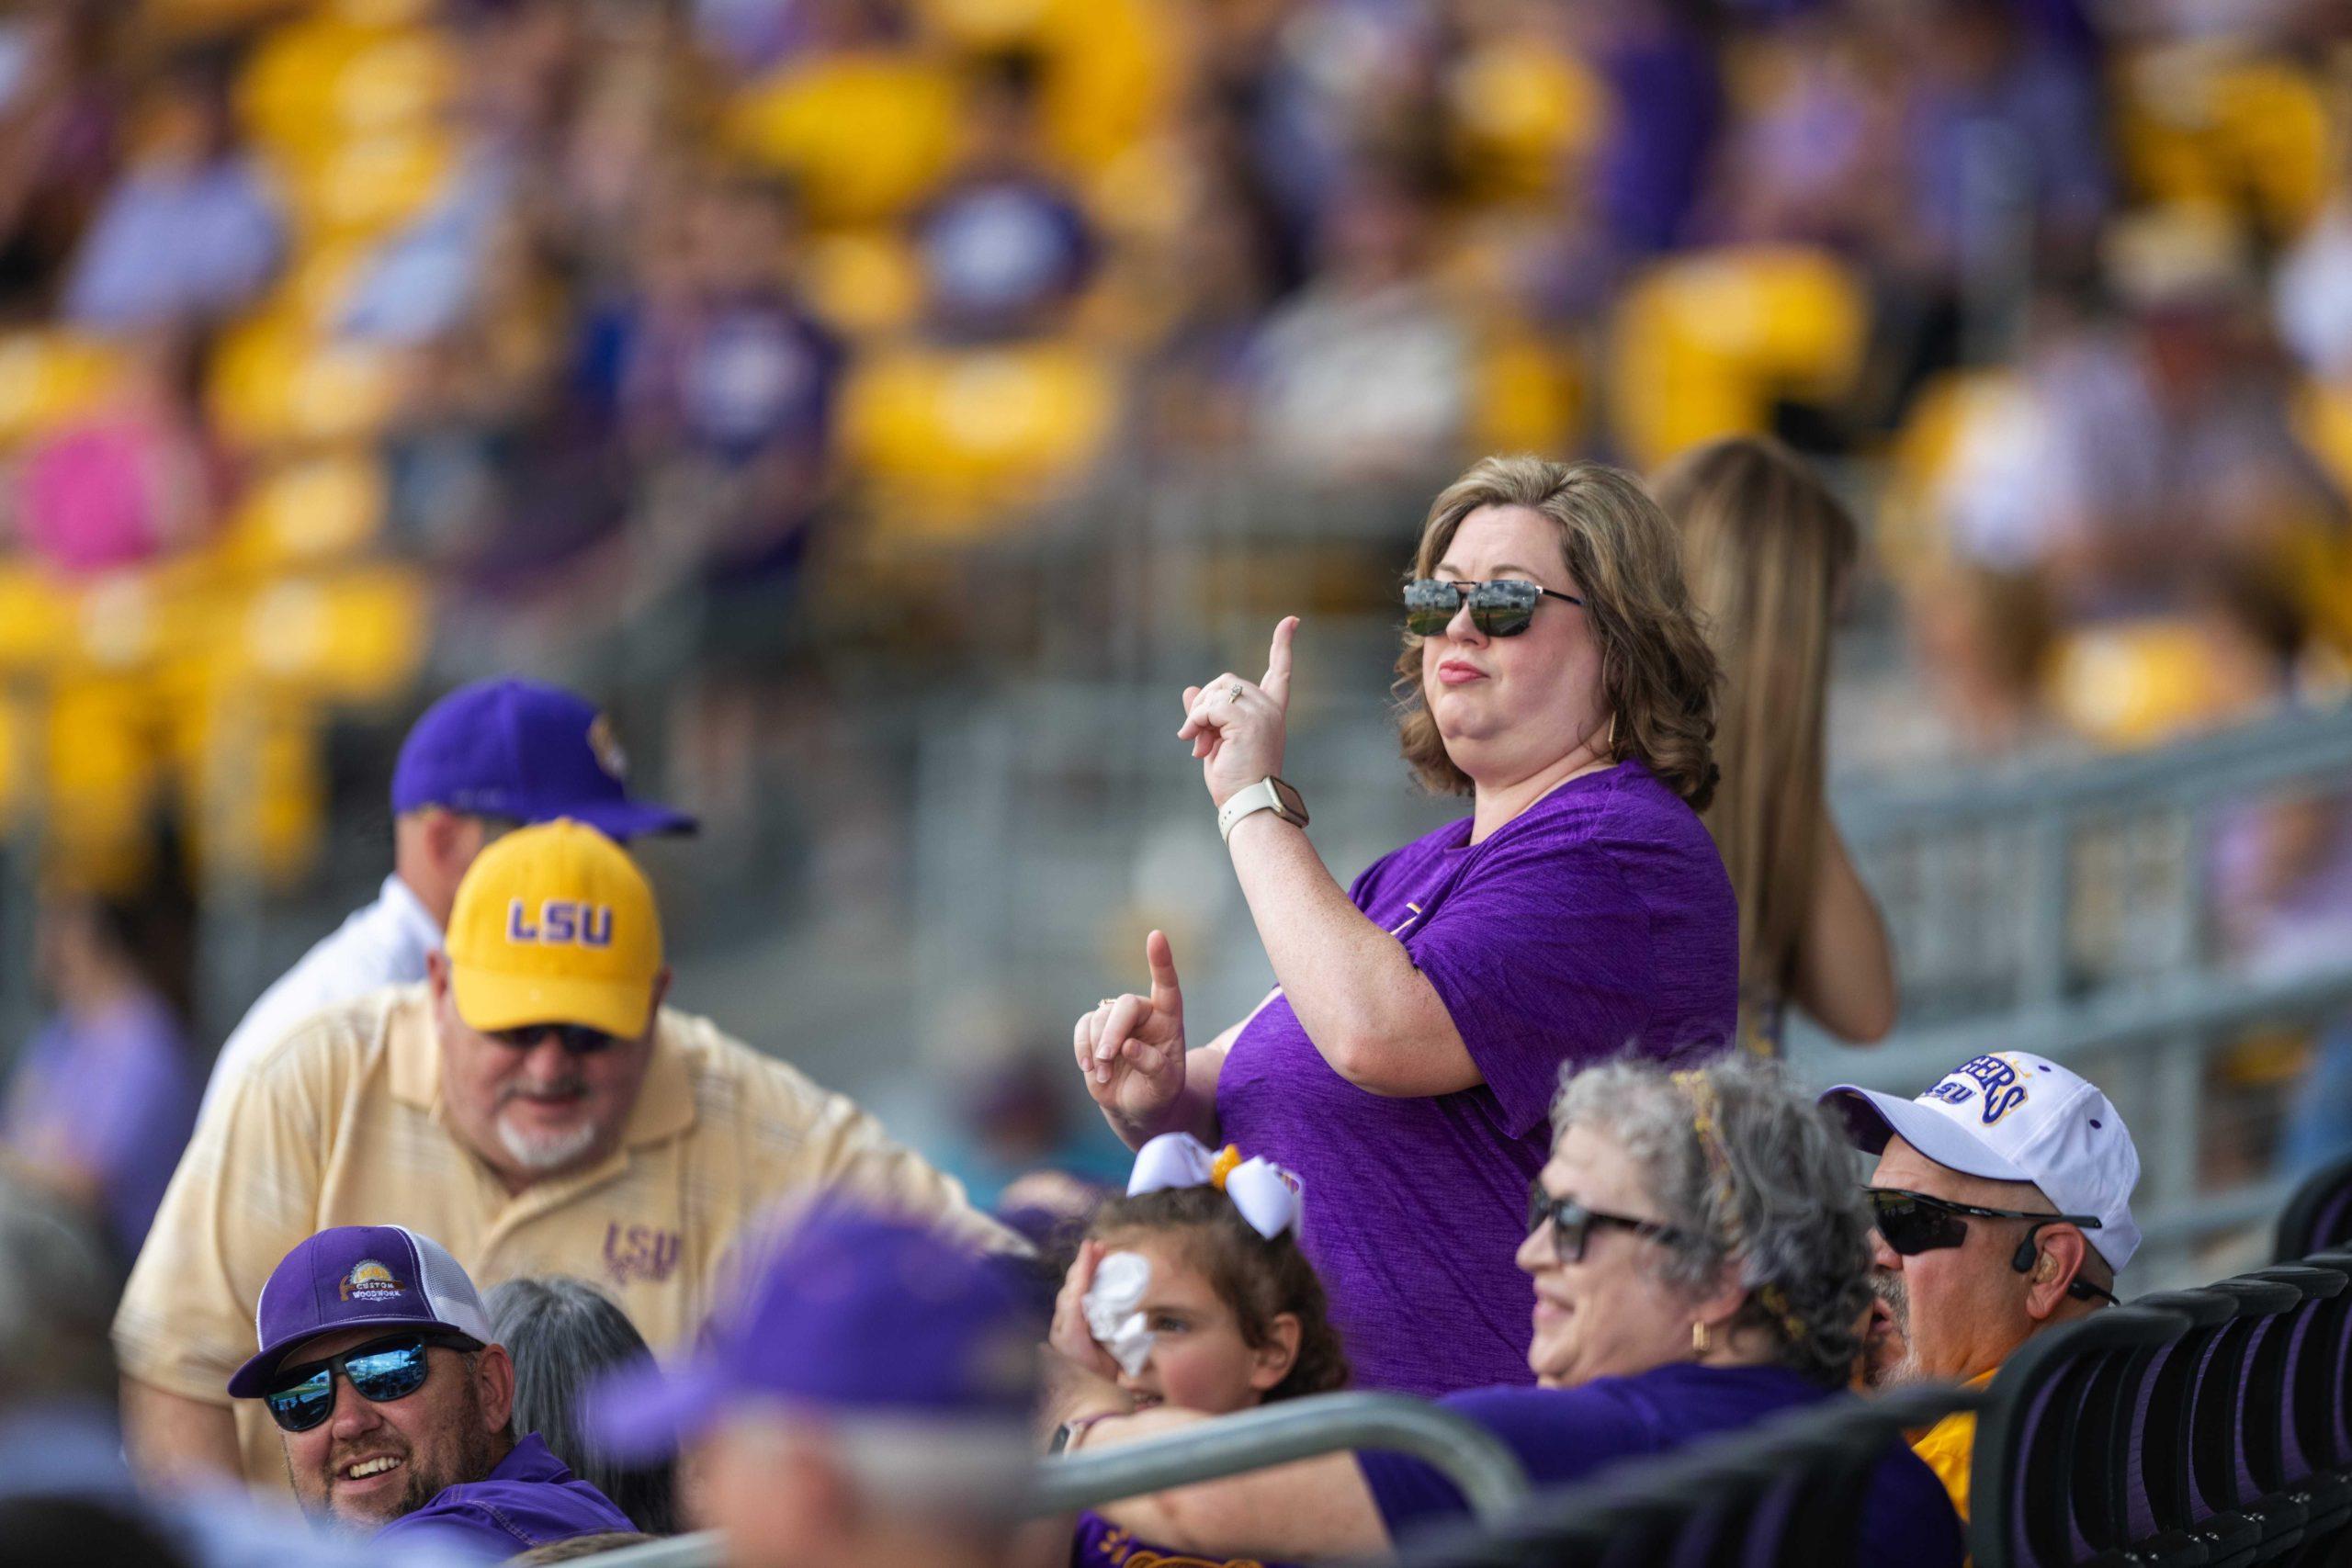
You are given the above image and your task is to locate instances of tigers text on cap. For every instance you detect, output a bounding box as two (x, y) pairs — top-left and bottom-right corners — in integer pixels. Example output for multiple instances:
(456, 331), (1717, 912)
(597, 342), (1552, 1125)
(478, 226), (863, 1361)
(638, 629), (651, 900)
(229, 1225), (494, 1398)
(445, 819), (662, 1041)
(390, 677), (696, 840)
(1820, 1053), (2143, 1272)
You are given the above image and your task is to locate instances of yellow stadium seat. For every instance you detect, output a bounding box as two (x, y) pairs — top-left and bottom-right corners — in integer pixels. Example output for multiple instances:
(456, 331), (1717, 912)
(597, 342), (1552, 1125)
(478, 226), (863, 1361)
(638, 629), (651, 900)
(282, 131), (454, 240)
(1470, 332), (1585, 457)
(1445, 38), (1607, 204)
(221, 451), (390, 570)
(239, 568), (428, 703)
(209, 314), (405, 447)
(2114, 48), (2330, 241)
(0, 558), (76, 677)
(0, 332), (123, 446)
(175, 685), (329, 889)
(42, 672), (164, 894)
(729, 55), (963, 228)
(2048, 618), (2230, 749)
(799, 231), (926, 339)
(1032, 0), (1176, 175)
(843, 337), (1117, 538)
(1609, 246), (1868, 469)
(1877, 368), (2030, 588)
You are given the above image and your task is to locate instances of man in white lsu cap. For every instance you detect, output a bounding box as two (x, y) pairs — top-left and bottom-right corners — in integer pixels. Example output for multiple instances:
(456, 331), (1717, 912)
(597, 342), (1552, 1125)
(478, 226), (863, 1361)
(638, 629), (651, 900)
(1819, 1052), (2140, 1525)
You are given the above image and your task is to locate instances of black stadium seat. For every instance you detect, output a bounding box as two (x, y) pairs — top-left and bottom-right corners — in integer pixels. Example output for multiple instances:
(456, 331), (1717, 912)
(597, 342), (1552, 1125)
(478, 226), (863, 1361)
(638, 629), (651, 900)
(1969, 1303), (2191, 1567)
(2114, 1289), (2242, 1566)
(2279, 1154), (2352, 1263)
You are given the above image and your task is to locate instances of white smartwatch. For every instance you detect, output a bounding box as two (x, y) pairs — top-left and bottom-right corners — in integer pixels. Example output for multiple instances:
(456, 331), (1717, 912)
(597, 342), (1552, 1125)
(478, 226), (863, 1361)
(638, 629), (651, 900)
(1218, 776), (1308, 842)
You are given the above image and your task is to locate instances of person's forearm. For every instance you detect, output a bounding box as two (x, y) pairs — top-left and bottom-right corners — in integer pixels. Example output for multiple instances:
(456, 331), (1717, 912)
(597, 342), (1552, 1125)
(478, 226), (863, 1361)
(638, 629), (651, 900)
(1791, 817), (1899, 1044)
(1225, 813), (1466, 1092)
(122, 1377), (243, 1489)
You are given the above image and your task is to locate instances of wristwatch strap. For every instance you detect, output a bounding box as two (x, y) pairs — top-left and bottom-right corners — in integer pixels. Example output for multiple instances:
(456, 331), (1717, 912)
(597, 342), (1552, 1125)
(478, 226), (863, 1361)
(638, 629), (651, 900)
(1218, 777), (1306, 842)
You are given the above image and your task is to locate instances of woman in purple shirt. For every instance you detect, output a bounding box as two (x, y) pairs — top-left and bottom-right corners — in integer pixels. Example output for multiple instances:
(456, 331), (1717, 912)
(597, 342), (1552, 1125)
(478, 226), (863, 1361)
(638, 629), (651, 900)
(1074, 456), (1737, 1394)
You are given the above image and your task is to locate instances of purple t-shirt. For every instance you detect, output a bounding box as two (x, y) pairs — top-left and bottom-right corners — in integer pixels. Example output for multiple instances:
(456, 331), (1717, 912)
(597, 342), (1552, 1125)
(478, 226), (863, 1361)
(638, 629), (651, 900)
(372, 1434), (636, 1559)
(1216, 761), (1736, 1395)
(1357, 1363), (1962, 1566)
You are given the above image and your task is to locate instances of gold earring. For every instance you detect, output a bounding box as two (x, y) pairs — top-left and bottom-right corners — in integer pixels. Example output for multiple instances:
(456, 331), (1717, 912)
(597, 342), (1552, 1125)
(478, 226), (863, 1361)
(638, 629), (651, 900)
(1690, 1320), (1712, 1357)
(1606, 711), (1619, 756)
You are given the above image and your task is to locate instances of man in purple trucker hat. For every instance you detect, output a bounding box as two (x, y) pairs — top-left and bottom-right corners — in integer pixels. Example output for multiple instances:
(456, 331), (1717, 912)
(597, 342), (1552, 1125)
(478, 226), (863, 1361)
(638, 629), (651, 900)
(198, 676), (695, 1125)
(231, 1224), (635, 1558)
(587, 1207), (1040, 1568)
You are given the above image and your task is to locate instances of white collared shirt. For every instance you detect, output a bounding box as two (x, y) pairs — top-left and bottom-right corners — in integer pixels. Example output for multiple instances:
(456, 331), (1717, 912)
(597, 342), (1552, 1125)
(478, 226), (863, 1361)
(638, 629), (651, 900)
(197, 874), (442, 1121)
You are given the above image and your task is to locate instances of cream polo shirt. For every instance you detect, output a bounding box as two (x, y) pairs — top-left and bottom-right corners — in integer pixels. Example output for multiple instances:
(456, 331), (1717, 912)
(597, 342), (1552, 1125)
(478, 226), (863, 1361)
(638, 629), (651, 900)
(116, 983), (1012, 1495)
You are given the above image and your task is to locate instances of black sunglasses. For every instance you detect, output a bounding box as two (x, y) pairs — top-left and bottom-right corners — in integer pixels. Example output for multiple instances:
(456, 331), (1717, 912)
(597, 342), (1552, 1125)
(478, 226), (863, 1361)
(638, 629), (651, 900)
(262, 1332), (478, 1433)
(1527, 1181), (1691, 1264)
(486, 1021), (617, 1055)
(1864, 1188), (2118, 1304)
(1405, 578), (1584, 638)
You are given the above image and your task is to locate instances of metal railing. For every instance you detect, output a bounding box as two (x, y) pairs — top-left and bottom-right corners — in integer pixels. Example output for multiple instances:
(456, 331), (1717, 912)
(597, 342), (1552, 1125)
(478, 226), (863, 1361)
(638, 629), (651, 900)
(1790, 701), (2352, 1291)
(575, 1393), (1530, 1568)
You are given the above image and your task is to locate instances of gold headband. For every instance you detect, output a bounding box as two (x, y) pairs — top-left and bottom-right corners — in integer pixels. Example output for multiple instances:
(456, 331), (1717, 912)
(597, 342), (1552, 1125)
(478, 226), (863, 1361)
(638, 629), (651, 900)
(1672, 1069), (1808, 1347)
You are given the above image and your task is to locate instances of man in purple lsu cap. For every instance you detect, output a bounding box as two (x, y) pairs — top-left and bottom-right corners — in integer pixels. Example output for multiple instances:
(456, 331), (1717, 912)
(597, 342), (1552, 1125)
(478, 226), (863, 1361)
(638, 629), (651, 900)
(589, 1208), (1039, 1568)
(231, 1224), (635, 1557)
(199, 676), (695, 1122)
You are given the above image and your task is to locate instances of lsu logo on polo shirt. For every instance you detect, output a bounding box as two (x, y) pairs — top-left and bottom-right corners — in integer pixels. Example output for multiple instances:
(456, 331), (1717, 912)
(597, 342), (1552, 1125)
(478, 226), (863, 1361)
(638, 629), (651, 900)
(506, 898), (616, 948)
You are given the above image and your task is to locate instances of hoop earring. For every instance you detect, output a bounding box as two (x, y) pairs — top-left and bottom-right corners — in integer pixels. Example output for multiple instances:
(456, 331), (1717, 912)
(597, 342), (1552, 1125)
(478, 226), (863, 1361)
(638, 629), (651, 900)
(1690, 1320), (1711, 1358)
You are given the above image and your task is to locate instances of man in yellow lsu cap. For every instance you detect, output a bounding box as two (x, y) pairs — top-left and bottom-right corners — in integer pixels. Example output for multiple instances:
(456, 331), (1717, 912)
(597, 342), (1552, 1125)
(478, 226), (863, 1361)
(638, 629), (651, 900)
(116, 821), (1012, 1497)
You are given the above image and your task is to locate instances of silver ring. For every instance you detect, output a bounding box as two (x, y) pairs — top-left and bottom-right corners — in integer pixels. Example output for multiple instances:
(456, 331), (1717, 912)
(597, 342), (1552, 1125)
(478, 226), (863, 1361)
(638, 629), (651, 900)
(1225, 682), (1245, 703)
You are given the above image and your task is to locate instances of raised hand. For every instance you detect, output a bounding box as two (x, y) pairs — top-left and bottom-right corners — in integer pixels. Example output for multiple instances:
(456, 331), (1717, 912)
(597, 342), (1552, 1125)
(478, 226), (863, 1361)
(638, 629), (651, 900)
(1073, 929), (1188, 1145)
(1179, 616), (1299, 807)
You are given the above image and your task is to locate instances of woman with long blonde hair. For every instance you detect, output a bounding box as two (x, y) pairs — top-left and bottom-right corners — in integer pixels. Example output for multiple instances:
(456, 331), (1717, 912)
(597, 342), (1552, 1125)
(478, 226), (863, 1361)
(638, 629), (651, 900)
(1654, 435), (1896, 1051)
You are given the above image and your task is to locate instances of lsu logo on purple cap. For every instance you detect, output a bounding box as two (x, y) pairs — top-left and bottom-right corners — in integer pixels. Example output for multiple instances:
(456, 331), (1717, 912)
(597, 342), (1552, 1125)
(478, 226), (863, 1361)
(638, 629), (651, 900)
(506, 897), (616, 948)
(341, 1259), (405, 1303)
(1921, 1053), (2030, 1126)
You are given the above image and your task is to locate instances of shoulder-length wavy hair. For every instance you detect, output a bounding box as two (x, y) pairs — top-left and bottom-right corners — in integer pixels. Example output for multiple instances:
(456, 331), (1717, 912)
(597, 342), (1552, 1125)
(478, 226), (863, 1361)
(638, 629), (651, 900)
(1394, 456), (1720, 810)
(1652, 436), (1856, 1030)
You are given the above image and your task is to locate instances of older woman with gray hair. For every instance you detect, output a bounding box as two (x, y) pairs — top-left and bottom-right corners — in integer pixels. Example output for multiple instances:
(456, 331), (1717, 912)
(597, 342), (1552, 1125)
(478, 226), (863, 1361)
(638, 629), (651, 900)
(1047, 1055), (1963, 1562)
(487, 1278), (678, 1536)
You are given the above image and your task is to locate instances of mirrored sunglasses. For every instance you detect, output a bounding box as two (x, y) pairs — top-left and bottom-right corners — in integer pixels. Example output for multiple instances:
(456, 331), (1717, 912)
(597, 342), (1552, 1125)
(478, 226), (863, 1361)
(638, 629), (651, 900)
(1404, 578), (1584, 638)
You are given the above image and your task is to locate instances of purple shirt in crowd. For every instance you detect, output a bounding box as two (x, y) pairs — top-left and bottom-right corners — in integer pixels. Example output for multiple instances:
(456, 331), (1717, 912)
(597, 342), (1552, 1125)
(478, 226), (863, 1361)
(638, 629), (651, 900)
(1358, 1363), (1963, 1565)
(373, 1433), (635, 1559)
(3, 991), (197, 1258)
(1217, 761), (1736, 1395)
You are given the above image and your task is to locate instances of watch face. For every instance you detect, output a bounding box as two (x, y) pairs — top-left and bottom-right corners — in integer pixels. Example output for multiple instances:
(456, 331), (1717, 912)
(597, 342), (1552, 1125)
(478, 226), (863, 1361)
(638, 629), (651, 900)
(1270, 777), (1306, 818)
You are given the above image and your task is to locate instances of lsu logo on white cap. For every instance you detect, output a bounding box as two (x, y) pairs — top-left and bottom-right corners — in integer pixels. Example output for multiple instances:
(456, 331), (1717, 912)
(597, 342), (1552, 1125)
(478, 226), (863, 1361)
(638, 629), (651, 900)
(1919, 1053), (2030, 1126)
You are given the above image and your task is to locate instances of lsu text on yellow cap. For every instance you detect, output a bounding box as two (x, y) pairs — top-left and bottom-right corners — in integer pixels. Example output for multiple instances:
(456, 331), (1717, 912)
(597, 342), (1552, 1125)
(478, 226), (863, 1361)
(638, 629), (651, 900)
(446, 818), (662, 1039)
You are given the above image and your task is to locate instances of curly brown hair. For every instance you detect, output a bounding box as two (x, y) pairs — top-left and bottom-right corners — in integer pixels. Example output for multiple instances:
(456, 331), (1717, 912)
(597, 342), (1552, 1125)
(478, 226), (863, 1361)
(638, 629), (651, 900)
(1394, 456), (1721, 810)
(1087, 1186), (1350, 1404)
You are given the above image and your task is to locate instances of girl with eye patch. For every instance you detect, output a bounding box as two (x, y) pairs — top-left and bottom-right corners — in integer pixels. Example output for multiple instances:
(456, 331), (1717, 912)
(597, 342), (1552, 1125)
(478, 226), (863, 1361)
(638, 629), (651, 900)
(1044, 1135), (1347, 1568)
(1073, 456), (1739, 1397)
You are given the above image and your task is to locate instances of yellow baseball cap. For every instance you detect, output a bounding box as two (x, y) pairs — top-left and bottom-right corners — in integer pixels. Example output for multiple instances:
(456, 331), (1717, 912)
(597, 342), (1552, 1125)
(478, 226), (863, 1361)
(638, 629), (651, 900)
(445, 818), (663, 1040)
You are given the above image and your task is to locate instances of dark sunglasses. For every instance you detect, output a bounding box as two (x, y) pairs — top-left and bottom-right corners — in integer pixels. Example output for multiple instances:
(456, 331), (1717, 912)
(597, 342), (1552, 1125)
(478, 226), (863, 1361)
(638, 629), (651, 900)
(486, 1021), (617, 1055)
(1527, 1181), (1691, 1264)
(262, 1332), (477, 1433)
(1864, 1188), (2118, 1304)
(1405, 578), (1584, 638)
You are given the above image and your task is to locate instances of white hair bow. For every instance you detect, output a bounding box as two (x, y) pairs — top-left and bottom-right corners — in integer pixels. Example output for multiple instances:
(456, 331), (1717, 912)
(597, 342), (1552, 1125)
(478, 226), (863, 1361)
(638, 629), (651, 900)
(1126, 1132), (1304, 1241)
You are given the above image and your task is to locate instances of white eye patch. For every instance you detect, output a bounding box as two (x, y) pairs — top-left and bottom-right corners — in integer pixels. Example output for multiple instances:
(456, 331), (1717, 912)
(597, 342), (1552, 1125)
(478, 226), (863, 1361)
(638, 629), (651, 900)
(1081, 1250), (1155, 1377)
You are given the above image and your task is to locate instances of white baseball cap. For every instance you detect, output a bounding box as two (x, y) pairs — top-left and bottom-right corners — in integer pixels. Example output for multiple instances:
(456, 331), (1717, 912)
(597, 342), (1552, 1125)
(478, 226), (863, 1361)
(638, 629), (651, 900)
(1820, 1054), (2142, 1272)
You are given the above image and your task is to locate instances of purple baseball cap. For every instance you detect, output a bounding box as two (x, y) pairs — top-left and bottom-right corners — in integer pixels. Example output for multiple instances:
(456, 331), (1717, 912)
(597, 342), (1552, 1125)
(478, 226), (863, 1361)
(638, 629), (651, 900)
(584, 1208), (1038, 1464)
(229, 1225), (497, 1398)
(390, 678), (696, 840)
